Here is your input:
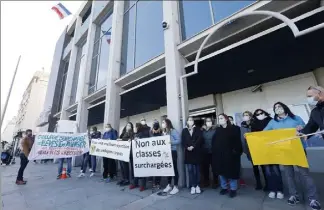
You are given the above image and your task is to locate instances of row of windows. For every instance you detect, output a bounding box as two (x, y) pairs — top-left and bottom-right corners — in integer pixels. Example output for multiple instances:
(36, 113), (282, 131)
(59, 1), (256, 108)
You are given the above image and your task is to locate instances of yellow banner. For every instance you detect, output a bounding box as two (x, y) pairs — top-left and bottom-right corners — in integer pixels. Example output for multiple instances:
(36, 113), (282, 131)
(245, 128), (308, 168)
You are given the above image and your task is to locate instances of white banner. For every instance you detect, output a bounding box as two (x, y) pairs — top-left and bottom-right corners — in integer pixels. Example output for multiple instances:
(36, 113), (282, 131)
(28, 132), (89, 160)
(90, 139), (131, 162)
(132, 135), (175, 177)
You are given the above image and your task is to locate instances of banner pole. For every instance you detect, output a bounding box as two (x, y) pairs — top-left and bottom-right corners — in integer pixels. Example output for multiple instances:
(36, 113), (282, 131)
(267, 130), (324, 145)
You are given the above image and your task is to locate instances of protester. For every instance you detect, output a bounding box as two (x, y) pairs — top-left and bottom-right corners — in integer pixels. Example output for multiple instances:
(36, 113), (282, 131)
(301, 86), (324, 138)
(162, 118), (181, 195)
(250, 109), (272, 191)
(81, 130), (92, 173)
(201, 118), (218, 188)
(182, 117), (204, 194)
(150, 120), (163, 191)
(228, 115), (246, 187)
(57, 157), (72, 179)
(118, 122), (134, 186)
(130, 123), (150, 191)
(264, 102), (321, 209)
(16, 129), (34, 185)
(102, 124), (118, 182)
(140, 118), (151, 137)
(212, 114), (242, 198)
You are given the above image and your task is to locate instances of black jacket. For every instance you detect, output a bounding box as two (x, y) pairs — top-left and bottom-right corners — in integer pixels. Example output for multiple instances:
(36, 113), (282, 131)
(182, 126), (204, 164)
(302, 102), (324, 137)
(212, 124), (242, 179)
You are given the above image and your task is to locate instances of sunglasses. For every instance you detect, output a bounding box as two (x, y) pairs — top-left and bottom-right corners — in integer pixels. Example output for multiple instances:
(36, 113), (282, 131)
(255, 112), (263, 116)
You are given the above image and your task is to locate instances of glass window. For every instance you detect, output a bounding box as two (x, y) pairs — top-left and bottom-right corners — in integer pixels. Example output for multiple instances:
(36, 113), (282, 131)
(134, 1), (164, 68)
(89, 11), (113, 94)
(121, 5), (136, 75)
(212, 1), (254, 23)
(179, 1), (213, 40)
(121, 0), (164, 75)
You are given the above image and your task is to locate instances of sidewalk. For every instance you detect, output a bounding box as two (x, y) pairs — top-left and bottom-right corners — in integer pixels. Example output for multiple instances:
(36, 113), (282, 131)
(1, 160), (323, 210)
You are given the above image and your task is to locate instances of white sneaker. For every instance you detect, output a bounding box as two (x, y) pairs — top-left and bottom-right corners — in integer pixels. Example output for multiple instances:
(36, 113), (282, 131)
(89, 172), (95, 177)
(268, 192), (276, 199)
(163, 184), (172, 193)
(77, 173), (85, 178)
(170, 186), (179, 195)
(195, 186), (201, 194)
(191, 187), (196, 195)
(276, 192), (284, 199)
(80, 169), (83, 173)
(89, 169), (93, 172)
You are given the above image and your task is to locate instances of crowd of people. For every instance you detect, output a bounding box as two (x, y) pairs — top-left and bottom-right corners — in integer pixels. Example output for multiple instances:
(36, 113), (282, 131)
(16, 86), (324, 210)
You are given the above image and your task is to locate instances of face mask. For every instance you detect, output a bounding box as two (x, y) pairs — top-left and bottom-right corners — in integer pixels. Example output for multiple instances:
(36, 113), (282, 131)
(161, 122), (166, 129)
(141, 121), (146, 125)
(105, 127), (111, 132)
(307, 96), (318, 106)
(219, 119), (227, 125)
(206, 122), (212, 127)
(187, 120), (194, 127)
(134, 128), (138, 133)
(27, 133), (32, 137)
(126, 126), (132, 131)
(256, 114), (266, 120)
(153, 123), (159, 130)
(275, 107), (285, 115)
(229, 120), (234, 125)
(243, 116), (250, 121)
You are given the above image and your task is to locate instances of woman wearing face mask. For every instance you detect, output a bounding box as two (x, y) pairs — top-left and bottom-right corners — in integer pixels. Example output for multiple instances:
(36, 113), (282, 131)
(162, 119), (181, 195)
(150, 120), (163, 191)
(118, 122), (134, 186)
(182, 117), (204, 194)
(129, 123), (150, 191)
(102, 124), (118, 183)
(201, 118), (218, 188)
(250, 109), (272, 191)
(212, 114), (242, 198)
(264, 102), (321, 210)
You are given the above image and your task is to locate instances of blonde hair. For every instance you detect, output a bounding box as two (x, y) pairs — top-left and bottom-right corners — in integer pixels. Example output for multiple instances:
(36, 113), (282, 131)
(243, 111), (253, 118)
(308, 86), (324, 93)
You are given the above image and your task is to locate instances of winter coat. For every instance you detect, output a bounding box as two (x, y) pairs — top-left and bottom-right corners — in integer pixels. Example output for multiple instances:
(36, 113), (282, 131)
(91, 131), (102, 139)
(302, 101), (324, 138)
(150, 128), (162, 137)
(212, 124), (242, 179)
(142, 125), (151, 138)
(182, 126), (204, 164)
(102, 129), (117, 140)
(21, 136), (34, 157)
(240, 121), (252, 161)
(202, 126), (216, 153)
(120, 130), (134, 141)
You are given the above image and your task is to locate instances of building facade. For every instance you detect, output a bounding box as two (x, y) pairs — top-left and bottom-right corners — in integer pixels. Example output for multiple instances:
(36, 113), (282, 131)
(15, 71), (49, 133)
(38, 0), (324, 184)
(1, 116), (17, 143)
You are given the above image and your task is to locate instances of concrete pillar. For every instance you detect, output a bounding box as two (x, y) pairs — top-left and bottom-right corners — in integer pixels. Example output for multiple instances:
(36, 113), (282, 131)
(214, 93), (224, 123)
(76, 3), (97, 133)
(103, 1), (125, 130)
(313, 67), (324, 87)
(60, 17), (82, 120)
(163, 1), (188, 188)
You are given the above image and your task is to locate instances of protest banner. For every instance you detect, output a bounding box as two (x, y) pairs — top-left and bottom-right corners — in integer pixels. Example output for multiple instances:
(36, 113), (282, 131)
(132, 135), (175, 177)
(245, 128), (308, 168)
(90, 139), (131, 162)
(28, 132), (89, 160)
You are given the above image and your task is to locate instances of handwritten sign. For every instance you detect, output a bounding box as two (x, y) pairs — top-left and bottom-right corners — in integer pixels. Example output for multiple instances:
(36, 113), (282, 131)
(28, 132), (89, 160)
(132, 135), (174, 177)
(90, 139), (131, 162)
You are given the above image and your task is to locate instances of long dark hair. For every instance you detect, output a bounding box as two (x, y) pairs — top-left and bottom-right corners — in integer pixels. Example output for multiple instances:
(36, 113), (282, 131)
(135, 122), (144, 133)
(218, 113), (231, 126)
(120, 122), (134, 138)
(253, 109), (271, 120)
(273, 102), (295, 121)
(163, 118), (174, 130)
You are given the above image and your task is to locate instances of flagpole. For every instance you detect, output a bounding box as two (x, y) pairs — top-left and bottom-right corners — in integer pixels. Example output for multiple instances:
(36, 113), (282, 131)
(1, 55), (21, 130)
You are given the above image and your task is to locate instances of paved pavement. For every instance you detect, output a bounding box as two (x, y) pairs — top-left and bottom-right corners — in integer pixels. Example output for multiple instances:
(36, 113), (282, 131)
(1, 160), (323, 210)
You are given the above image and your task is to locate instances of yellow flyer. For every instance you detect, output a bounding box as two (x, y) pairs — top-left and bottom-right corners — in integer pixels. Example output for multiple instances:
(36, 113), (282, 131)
(245, 128), (308, 168)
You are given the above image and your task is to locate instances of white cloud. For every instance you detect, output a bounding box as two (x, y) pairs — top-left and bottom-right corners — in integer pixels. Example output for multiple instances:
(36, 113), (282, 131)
(1, 1), (84, 132)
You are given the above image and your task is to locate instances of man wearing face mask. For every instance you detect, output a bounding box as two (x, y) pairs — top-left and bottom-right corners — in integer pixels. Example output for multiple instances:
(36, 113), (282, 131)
(102, 124), (118, 182)
(300, 86), (324, 139)
(140, 118), (151, 138)
(16, 129), (34, 185)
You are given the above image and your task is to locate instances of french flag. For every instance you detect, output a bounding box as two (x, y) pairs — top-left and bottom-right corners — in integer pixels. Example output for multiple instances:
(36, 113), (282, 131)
(52, 3), (71, 20)
(102, 30), (111, 44)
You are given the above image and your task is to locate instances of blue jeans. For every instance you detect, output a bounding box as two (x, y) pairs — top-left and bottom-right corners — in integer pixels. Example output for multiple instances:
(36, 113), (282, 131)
(82, 153), (97, 173)
(187, 164), (200, 187)
(58, 158), (72, 175)
(219, 175), (238, 190)
(265, 164), (283, 192)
